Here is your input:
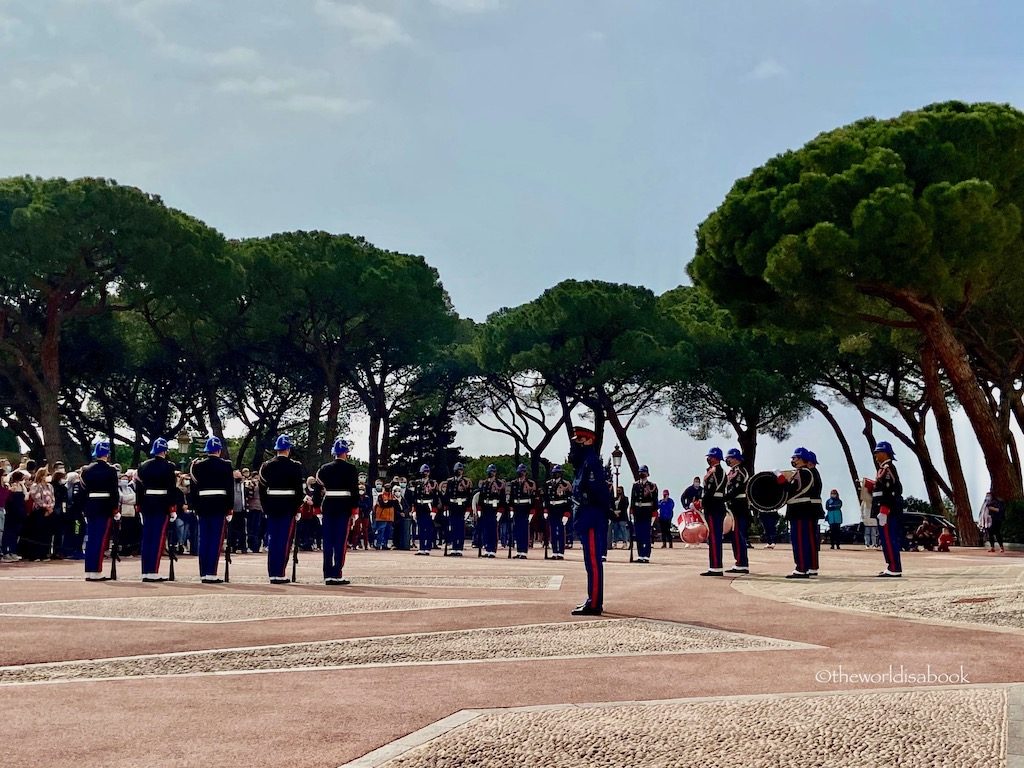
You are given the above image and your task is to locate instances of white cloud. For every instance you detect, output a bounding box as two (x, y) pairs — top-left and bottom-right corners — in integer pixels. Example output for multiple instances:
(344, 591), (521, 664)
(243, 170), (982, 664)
(313, 0), (410, 49)
(273, 93), (366, 116)
(430, 0), (501, 12)
(0, 12), (28, 42)
(748, 58), (786, 80)
(8, 70), (92, 98)
(215, 76), (298, 96)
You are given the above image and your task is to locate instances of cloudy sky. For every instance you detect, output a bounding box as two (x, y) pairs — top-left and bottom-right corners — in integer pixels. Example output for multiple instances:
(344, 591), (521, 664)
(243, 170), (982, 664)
(2, 0), (1021, 516)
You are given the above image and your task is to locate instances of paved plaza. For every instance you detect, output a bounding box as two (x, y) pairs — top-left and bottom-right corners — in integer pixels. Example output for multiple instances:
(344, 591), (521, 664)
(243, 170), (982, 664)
(1, 543), (1022, 767)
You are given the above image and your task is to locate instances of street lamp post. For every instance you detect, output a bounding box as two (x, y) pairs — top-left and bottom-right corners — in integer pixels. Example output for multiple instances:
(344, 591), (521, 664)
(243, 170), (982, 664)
(611, 444), (623, 489)
(174, 430), (193, 472)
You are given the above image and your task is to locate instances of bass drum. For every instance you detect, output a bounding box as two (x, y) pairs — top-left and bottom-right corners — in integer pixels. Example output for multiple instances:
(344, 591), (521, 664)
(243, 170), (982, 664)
(746, 471), (789, 513)
(679, 507), (708, 544)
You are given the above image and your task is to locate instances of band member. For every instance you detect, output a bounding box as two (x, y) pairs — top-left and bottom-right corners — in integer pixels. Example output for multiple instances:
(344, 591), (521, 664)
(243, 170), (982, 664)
(724, 447), (751, 574)
(508, 464), (537, 559)
(315, 438), (359, 585)
(806, 450), (824, 576)
(544, 465), (572, 560)
(442, 462), (473, 556)
(870, 441), (903, 577)
(778, 446), (819, 579)
(630, 465), (658, 563)
(82, 439), (120, 581)
(259, 435), (305, 583)
(409, 464), (439, 555)
(570, 424), (610, 615)
(189, 436), (234, 584)
(477, 464), (505, 558)
(700, 447), (728, 576)
(136, 437), (177, 582)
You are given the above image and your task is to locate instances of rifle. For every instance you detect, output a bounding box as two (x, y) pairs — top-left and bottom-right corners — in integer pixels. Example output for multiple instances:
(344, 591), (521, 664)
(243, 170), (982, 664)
(109, 518), (121, 581)
(506, 508), (513, 559)
(443, 510), (449, 557)
(166, 532), (177, 582)
(290, 515), (299, 583)
(223, 516), (232, 584)
(628, 514), (635, 563)
(543, 512), (549, 560)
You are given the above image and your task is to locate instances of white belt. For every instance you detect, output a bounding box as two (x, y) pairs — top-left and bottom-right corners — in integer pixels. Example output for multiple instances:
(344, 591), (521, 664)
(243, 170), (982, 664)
(483, 500), (499, 506)
(550, 500), (568, 505)
(872, 491), (883, 497)
(198, 490), (228, 496)
(635, 502), (653, 507)
(451, 498), (468, 504)
(88, 492), (111, 498)
(324, 490), (352, 497)
(146, 490), (168, 496)
(514, 498), (532, 504)
(712, 493), (724, 498)
(266, 489), (295, 496)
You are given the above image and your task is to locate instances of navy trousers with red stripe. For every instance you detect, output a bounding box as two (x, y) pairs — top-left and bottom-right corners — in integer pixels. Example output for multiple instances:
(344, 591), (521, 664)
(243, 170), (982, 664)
(789, 516), (815, 573)
(322, 512), (351, 579)
(548, 515), (566, 554)
(266, 514), (296, 579)
(729, 507), (749, 568)
(140, 508), (170, 576)
(575, 508), (605, 610)
(512, 507), (531, 554)
(197, 514), (226, 579)
(84, 515), (113, 576)
(879, 515), (903, 573)
(705, 503), (726, 571)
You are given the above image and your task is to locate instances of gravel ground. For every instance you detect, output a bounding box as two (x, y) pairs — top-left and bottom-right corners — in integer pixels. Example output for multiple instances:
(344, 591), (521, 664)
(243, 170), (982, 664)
(379, 688), (1007, 768)
(0, 595), (508, 623)
(803, 583), (1024, 630)
(0, 618), (805, 685)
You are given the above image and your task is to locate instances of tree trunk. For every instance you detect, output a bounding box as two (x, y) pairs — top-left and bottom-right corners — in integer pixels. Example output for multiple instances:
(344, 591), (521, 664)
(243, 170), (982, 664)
(921, 345), (979, 545)
(604, 406), (639, 481)
(906, 418), (947, 514)
(809, 397), (861, 500)
(733, 422), (758, 473)
(306, 390), (324, 461)
(36, 388), (65, 466)
(367, 413), (382, 484)
(322, 377), (342, 460)
(900, 296), (1020, 500)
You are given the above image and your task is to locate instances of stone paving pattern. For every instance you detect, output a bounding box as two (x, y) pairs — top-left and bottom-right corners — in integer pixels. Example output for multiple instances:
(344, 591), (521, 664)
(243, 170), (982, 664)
(379, 688), (1007, 768)
(0, 595), (510, 623)
(0, 618), (807, 684)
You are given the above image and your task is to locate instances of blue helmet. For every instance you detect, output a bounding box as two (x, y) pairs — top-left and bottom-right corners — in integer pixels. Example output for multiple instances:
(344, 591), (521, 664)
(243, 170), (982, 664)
(419, 463), (430, 474)
(706, 447), (724, 461)
(332, 438), (349, 456)
(486, 463), (497, 474)
(274, 434), (293, 452)
(204, 435), (223, 454)
(806, 450), (819, 465)
(638, 464), (649, 474)
(873, 441), (896, 458)
(726, 448), (743, 462)
(791, 446), (811, 462)
(150, 437), (169, 456)
(92, 439), (111, 459)
(453, 462), (465, 472)
(551, 464), (562, 475)
(516, 463), (527, 473)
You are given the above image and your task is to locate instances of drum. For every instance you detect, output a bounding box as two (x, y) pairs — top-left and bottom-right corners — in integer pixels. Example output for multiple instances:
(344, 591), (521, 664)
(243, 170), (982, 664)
(678, 507), (708, 544)
(746, 471), (789, 513)
(723, 511), (734, 535)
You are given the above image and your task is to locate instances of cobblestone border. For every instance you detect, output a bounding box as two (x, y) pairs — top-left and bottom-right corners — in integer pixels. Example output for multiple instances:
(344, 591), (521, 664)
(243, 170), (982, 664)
(341, 684), (1020, 768)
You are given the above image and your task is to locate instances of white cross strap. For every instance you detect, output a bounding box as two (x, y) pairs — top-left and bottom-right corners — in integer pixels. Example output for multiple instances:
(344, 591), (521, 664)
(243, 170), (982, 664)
(198, 490), (228, 496)
(88, 492), (112, 498)
(324, 490), (352, 497)
(266, 489), (295, 496)
(146, 490), (169, 496)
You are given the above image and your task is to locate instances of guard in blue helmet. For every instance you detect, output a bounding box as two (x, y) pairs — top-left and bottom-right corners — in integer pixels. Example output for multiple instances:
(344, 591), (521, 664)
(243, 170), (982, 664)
(136, 437), (178, 582)
(570, 424), (610, 615)
(778, 447), (820, 578)
(700, 447), (728, 576)
(544, 465), (572, 559)
(442, 461), (472, 556)
(188, 435), (234, 583)
(476, 463), (505, 557)
(723, 448), (751, 574)
(258, 435), (305, 583)
(82, 439), (120, 581)
(869, 441), (903, 577)
(409, 464), (439, 555)
(314, 438), (360, 584)
(508, 463), (537, 559)
(630, 464), (659, 563)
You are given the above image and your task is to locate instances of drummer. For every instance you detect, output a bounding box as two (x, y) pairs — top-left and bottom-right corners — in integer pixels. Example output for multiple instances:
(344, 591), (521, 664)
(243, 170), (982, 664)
(699, 447), (728, 576)
(777, 447), (820, 579)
